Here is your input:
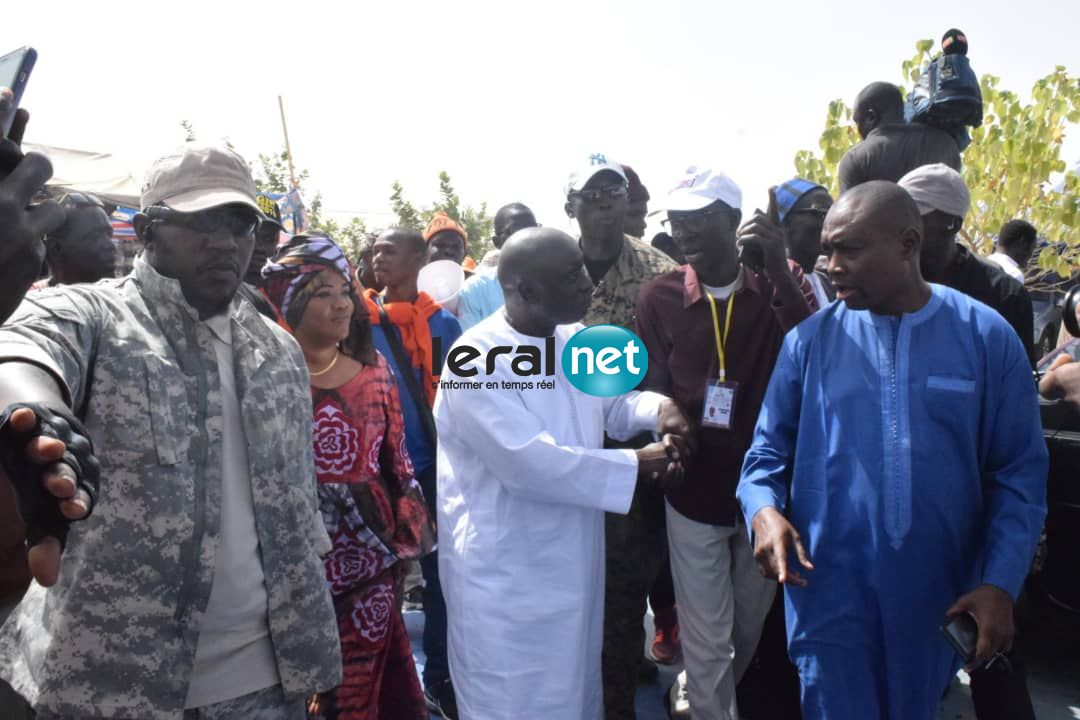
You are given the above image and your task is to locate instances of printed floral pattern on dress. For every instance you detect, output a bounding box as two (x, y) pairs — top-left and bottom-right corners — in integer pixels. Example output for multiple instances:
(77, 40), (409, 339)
(351, 582), (395, 642)
(313, 402), (361, 476)
(326, 543), (389, 595)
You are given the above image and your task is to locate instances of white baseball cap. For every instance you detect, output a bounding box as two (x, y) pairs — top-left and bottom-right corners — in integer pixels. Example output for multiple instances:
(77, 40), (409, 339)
(565, 153), (628, 197)
(666, 165), (742, 212)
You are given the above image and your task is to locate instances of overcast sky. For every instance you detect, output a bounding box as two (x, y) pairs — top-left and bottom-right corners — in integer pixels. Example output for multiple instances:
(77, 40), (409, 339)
(6, 0), (1078, 238)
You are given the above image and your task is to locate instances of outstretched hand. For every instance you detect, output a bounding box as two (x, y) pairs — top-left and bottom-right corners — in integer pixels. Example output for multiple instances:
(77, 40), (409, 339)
(0, 404), (99, 586)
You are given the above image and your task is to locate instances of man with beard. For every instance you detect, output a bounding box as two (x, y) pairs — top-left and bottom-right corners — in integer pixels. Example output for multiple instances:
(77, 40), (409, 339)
(0, 144), (341, 718)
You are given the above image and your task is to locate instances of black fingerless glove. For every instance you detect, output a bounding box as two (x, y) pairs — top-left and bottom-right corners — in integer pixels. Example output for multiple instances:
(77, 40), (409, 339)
(0, 402), (99, 549)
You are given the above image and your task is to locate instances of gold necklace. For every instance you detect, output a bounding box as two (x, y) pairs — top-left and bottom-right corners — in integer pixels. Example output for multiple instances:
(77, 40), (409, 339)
(308, 350), (340, 377)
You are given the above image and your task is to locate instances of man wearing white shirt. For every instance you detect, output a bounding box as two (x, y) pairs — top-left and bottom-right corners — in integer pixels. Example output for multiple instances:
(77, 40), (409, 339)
(434, 227), (691, 720)
(988, 219), (1037, 285)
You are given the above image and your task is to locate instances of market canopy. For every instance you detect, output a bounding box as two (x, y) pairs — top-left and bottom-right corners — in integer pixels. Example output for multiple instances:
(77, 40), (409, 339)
(23, 142), (141, 209)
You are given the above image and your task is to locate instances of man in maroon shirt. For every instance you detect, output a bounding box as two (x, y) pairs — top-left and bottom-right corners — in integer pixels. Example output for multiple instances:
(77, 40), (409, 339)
(635, 165), (814, 719)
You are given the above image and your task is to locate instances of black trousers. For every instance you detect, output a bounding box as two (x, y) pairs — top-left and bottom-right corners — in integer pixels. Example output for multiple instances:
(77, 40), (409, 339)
(416, 464), (449, 688)
(969, 651), (1036, 720)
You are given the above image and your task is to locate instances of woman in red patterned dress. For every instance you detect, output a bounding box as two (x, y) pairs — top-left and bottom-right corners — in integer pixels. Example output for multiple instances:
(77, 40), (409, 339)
(262, 234), (434, 719)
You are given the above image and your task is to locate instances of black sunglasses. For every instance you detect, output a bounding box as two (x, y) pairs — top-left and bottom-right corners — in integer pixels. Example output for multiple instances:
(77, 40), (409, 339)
(662, 207), (736, 233)
(570, 185), (628, 203)
(145, 205), (259, 237)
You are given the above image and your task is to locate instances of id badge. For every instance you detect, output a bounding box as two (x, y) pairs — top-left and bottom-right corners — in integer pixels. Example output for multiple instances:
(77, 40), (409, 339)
(702, 380), (739, 430)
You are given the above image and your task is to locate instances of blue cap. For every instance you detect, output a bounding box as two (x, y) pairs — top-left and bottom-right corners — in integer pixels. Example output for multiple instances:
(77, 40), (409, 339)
(775, 178), (826, 223)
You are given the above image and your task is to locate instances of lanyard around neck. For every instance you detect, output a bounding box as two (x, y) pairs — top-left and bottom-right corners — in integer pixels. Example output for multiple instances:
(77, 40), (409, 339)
(705, 291), (736, 382)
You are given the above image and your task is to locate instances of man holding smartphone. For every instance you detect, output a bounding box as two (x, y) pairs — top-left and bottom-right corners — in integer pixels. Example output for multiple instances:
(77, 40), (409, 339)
(738, 181), (1047, 720)
(634, 165), (814, 719)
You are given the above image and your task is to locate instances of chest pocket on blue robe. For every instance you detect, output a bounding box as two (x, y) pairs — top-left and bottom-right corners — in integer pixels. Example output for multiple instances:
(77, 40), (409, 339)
(922, 374), (980, 455)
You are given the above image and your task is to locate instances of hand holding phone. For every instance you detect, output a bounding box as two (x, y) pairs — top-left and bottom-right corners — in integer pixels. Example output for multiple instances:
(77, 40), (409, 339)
(944, 584), (1016, 672)
(0, 47), (36, 140)
(737, 187), (787, 276)
(940, 612), (977, 663)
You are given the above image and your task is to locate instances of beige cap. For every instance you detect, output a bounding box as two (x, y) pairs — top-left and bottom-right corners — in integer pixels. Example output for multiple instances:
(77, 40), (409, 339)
(141, 144), (258, 213)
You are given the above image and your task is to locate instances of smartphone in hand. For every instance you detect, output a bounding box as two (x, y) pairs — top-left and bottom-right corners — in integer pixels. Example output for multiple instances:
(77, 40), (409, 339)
(940, 613), (977, 663)
(738, 241), (764, 273)
(0, 47), (36, 139)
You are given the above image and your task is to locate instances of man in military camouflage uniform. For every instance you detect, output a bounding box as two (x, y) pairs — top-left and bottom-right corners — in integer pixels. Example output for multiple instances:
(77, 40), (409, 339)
(564, 155), (678, 719)
(0, 144), (341, 719)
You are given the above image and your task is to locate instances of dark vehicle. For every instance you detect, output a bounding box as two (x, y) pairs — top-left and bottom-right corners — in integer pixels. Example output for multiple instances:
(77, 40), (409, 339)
(1034, 286), (1080, 614)
(1032, 293), (1063, 360)
(1037, 396), (1080, 614)
(1027, 241), (1078, 361)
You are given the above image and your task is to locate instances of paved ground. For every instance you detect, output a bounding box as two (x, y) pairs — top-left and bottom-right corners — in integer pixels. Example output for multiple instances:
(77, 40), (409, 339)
(408, 588), (1080, 720)
(2, 588), (1077, 718)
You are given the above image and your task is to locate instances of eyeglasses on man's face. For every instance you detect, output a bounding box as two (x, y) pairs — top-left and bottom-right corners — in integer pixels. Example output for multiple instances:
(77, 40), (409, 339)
(662, 207), (735, 234)
(145, 205), (260, 237)
(570, 185), (628, 204)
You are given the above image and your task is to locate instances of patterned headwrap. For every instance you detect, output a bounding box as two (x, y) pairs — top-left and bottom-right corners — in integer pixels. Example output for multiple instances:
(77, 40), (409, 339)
(774, 178), (827, 224)
(422, 211), (469, 252)
(261, 233), (353, 331)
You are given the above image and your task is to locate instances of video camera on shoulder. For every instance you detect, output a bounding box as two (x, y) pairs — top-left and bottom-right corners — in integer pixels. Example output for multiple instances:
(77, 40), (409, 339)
(905, 29), (982, 150)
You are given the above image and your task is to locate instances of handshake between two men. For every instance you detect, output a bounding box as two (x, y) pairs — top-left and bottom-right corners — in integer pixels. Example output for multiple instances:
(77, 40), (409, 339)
(635, 398), (695, 492)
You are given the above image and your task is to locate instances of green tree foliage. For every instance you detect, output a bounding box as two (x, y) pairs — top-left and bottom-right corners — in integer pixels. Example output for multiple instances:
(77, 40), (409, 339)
(314, 216), (369, 261)
(795, 40), (1080, 276)
(389, 173), (494, 261)
(389, 180), (424, 230)
(253, 147), (369, 259)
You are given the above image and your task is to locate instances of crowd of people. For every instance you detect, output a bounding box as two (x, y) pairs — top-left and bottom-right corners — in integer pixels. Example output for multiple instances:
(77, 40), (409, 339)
(0, 71), (1075, 720)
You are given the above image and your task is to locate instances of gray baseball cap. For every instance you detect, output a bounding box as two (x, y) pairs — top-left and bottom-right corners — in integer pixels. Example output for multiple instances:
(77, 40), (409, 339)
(141, 144), (259, 213)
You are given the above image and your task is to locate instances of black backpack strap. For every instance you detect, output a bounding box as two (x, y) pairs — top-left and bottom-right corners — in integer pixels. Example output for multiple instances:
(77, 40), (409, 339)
(376, 297), (439, 448)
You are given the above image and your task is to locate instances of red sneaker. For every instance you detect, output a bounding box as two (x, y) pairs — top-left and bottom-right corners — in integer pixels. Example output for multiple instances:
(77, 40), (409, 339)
(651, 606), (681, 665)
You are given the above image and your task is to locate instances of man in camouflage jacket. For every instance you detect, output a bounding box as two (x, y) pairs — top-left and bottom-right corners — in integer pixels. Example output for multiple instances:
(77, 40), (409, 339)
(565, 155), (678, 719)
(0, 145), (340, 719)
